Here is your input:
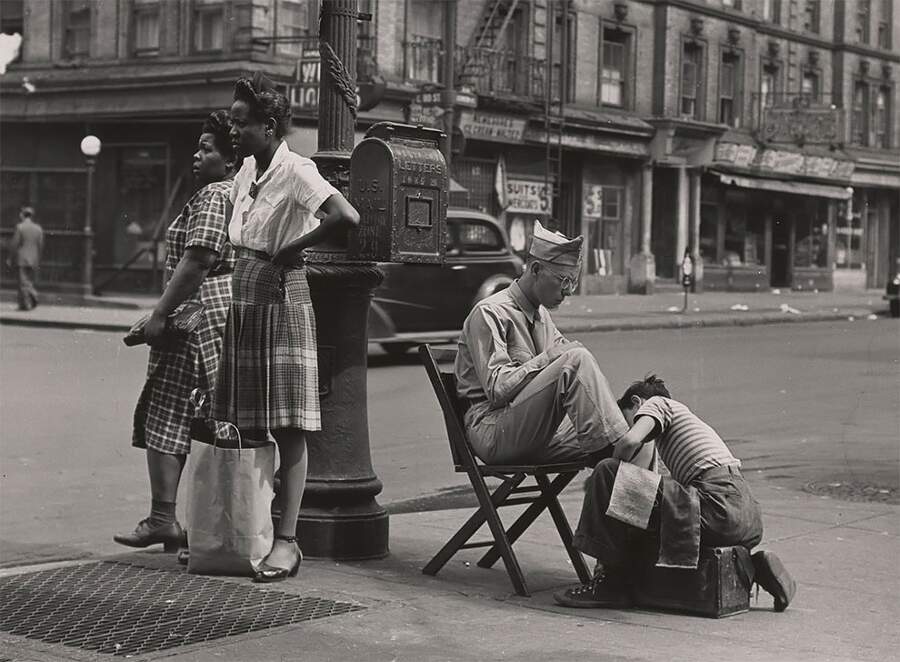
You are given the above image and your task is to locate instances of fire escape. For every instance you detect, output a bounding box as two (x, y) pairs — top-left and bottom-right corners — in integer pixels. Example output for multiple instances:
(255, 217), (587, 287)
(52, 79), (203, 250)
(457, 0), (567, 225)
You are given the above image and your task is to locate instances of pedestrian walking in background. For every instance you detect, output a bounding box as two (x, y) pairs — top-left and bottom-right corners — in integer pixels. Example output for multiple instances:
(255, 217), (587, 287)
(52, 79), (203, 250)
(7, 206), (44, 310)
(211, 74), (359, 583)
(114, 110), (237, 554)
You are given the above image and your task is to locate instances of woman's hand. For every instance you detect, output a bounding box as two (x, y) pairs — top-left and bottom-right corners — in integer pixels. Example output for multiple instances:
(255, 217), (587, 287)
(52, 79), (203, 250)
(143, 311), (169, 347)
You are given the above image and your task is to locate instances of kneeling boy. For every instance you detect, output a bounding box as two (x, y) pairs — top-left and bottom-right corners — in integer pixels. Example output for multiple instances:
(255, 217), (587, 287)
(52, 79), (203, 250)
(554, 375), (795, 612)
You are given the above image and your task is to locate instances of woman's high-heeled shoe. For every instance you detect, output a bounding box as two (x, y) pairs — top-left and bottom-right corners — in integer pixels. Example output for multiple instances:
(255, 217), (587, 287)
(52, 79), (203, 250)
(252, 535), (302, 583)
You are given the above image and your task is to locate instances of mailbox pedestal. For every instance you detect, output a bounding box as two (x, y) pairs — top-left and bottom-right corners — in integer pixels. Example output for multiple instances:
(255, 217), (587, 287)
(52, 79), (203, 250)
(297, 0), (389, 561)
(301, 263), (388, 560)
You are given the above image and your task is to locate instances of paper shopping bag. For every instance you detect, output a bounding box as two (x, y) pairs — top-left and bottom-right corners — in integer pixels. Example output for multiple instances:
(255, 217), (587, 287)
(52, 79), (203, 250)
(186, 431), (276, 576)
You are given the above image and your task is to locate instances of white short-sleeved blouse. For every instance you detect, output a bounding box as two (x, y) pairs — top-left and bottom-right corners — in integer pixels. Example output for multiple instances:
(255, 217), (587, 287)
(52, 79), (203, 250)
(228, 141), (339, 254)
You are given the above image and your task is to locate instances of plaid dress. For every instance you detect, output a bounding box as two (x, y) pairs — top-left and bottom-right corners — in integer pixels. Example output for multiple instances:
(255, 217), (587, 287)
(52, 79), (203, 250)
(210, 255), (320, 432)
(132, 181), (235, 455)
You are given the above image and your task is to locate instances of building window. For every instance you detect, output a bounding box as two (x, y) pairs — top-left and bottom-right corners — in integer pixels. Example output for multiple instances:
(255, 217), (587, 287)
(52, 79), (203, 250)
(801, 69), (819, 102)
(874, 86), (891, 148)
(132, 1), (160, 55)
(857, 0), (871, 43)
(722, 0), (742, 8)
(599, 28), (630, 108)
(878, 0), (893, 49)
(406, 0), (444, 83)
(0, 0), (23, 35)
(681, 43), (704, 119)
(762, 0), (781, 24)
(803, 0), (820, 33)
(761, 63), (779, 108)
(550, 7), (577, 104)
(193, 1), (224, 53)
(852, 81), (869, 145)
(719, 52), (741, 127)
(64, 0), (91, 58)
(276, 0), (315, 57)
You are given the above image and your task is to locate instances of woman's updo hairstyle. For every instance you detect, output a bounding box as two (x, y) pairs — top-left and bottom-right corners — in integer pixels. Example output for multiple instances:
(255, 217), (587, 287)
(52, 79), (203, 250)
(201, 110), (236, 164)
(233, 72), (292, 139)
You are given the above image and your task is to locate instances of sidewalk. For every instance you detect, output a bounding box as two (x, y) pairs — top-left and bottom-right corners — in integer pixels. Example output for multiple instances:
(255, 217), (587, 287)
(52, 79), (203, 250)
(1, 478), (896, 662)
(0, 288), (891, 335)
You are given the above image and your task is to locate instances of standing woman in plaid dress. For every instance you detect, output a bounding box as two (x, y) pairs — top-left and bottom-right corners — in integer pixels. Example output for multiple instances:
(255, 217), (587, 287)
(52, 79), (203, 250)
(211, 75), (359, 583)
(115, 111), (237, 552)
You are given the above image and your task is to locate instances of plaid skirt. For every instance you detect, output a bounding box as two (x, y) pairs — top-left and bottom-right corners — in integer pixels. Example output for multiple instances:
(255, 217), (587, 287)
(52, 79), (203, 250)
(210, 256), (321, 432)
(133, 274), (232, 455)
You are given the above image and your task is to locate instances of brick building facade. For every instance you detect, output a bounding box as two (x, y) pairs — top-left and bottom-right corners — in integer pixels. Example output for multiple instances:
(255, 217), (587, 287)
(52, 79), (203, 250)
(1, 0), (898, 294)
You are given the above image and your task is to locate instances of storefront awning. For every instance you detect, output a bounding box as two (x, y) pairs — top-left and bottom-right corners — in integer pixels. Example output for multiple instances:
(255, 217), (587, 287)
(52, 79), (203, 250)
(715, 172), (852, 200)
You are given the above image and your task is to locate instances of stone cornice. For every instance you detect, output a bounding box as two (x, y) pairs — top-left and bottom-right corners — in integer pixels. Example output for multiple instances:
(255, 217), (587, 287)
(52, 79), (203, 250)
(652, 0), (900, 63)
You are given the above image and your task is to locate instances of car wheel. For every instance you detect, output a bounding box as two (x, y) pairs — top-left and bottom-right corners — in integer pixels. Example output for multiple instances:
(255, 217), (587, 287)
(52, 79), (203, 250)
(890, 299), (899, 318)
(381, 342), (415, 356)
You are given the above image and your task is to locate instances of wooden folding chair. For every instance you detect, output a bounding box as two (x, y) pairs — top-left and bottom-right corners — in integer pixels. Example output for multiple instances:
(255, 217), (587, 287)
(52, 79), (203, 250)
(418, 344), (592, 597)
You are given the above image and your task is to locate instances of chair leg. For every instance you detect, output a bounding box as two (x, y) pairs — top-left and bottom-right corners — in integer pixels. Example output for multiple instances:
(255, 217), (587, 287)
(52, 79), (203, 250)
(472, 473), (530, 597)
(477, 472), (576, 569)
(534, 474), (592, 584)
(422, 474), (524, 578)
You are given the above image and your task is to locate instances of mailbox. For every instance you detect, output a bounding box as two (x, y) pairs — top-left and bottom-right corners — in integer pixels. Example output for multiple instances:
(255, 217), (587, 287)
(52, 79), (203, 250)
(348, 122), (448, 264)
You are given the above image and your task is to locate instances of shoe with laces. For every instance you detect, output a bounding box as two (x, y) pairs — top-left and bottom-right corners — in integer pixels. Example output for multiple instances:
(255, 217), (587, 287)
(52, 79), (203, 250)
(553, 574), (633, 609)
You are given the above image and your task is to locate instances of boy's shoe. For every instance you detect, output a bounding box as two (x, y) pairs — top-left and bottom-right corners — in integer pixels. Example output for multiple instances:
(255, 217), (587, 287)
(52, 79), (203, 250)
(752, 550), (796, 612)
(553, 574), (632, 609)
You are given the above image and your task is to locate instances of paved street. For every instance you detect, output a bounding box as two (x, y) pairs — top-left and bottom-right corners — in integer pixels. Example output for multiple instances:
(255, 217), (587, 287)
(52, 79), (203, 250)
(1, 319), (897, 567)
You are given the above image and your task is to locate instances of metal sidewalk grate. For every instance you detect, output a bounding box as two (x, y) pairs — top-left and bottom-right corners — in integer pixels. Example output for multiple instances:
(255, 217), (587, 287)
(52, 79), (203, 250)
(0, 561), (365, 656)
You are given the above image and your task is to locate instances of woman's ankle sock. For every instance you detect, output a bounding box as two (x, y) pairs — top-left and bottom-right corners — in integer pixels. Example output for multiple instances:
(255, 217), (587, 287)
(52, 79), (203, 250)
(149, 499), (177, 528)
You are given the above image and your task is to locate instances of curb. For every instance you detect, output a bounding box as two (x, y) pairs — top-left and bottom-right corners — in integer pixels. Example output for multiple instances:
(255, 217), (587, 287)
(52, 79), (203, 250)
(1, 309), (886, 336)
(0, 317), (133, 333)
(554, 309), (885, 333)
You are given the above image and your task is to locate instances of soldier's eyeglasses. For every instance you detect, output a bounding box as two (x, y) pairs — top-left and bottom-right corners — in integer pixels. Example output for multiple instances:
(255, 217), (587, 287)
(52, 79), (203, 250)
(543, 266), (579, 295)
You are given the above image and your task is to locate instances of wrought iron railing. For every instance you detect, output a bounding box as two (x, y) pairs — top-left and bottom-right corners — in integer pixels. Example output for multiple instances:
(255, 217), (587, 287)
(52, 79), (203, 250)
(751, 92), (845, 146)
(405, 35), (444, 84)
(456, 46), (547, 99)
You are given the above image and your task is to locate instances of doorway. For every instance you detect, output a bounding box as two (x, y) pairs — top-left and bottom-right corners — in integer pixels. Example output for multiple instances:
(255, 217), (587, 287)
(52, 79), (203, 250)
(771, 215), (791, 287)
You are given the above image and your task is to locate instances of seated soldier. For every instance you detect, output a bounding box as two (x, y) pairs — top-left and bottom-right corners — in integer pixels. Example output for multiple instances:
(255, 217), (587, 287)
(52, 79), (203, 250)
(454, 221), (651, 467)
(554, 375), (796, 612)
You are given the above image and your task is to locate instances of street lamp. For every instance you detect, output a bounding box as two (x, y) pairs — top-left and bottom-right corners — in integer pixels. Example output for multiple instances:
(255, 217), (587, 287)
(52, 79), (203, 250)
(79, 135), (101, 296)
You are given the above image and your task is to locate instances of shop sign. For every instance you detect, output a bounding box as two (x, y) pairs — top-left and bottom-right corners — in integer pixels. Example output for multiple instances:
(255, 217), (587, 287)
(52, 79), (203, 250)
(715, 143), (855, 180)
(582, 184), (604, 219)
(454, 89), (478, 108)
(290, 45), (321, 112)
(760, 106), (843, 145)
(458, 111), (526, 143)
(524, 129), (648, 157)
(714, 142), (757, 166)
(506, 178), (553, 214)
(407, 83), (445, 128)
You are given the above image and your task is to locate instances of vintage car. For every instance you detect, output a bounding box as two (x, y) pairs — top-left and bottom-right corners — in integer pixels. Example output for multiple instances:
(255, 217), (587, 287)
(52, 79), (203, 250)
(368, 208), (525, 355)
(884, 257), (900, 318)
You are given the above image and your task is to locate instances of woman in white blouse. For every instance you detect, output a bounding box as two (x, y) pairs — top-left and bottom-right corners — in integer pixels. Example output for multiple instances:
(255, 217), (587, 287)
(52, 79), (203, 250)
(211, 74), (359, 583)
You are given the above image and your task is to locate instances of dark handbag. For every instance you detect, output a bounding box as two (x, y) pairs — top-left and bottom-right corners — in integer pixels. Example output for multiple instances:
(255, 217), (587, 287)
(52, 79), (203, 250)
(123, 301), (205, 346)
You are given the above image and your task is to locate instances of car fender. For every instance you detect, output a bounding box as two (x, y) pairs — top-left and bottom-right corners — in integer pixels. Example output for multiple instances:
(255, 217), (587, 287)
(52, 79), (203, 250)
(367, 300), (396, 342)
(472, 274), (515, 308)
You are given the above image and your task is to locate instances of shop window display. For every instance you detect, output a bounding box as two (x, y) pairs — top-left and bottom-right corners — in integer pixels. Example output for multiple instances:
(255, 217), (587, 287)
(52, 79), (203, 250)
(583, 185), (622, 276)
(723, 214), (764, 266)
(836, 195), (865, 269)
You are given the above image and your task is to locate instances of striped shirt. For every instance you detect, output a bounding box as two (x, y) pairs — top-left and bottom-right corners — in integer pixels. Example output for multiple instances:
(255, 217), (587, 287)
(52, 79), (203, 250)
(635, 396), (738, 485)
